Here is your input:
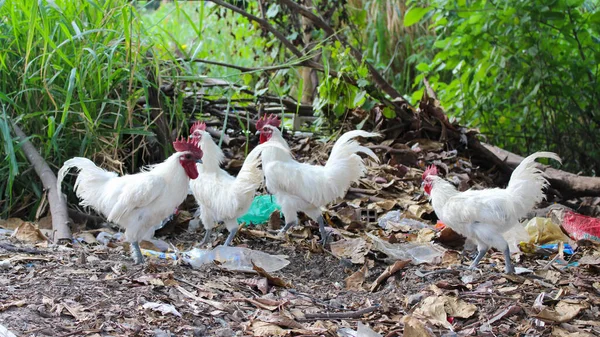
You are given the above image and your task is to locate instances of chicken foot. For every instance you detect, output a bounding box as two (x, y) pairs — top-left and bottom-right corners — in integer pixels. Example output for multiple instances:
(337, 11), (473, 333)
(130, 241), (144, 264)
(224, 227), (238, 246)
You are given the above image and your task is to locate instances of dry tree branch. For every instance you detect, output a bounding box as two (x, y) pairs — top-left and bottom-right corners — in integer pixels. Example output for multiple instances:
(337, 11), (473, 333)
(12, 123), (72, 243)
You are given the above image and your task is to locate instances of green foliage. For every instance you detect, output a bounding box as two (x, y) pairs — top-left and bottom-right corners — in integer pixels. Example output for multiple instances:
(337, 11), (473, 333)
(0, 0), (178, 217)
(413, 0), (600, 174)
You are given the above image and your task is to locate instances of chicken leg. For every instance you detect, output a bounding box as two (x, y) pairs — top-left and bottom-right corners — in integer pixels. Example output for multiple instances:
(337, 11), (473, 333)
(468, 243), (515, 274)
(279, 220), (297, 234)
(199, 228), (213, 246)
(131, 241), (144, 264)
(317, 215), (331, 245)
(503, 247), (515, 274)
(468, 244), (488, 270)
(224, 227), (238, 246)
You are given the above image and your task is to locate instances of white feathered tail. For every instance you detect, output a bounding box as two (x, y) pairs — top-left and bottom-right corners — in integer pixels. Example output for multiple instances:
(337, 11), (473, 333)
(505, 151), (561, 219)
(57, 157), (117, 205)
(324, 130), (380, 191)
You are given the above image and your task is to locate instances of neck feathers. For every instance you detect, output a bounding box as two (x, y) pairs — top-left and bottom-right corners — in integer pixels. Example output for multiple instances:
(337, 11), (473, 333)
(199, 131), (224, 171)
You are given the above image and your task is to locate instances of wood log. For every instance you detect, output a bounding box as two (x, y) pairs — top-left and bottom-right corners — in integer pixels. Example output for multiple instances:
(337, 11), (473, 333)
(483, 143), (600, 199)
(12, 123), (72, 242)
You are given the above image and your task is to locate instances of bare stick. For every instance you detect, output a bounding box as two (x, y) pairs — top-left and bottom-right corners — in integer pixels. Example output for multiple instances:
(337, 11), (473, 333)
(301, 304), (380, 321)
(12, 123), (72, 242)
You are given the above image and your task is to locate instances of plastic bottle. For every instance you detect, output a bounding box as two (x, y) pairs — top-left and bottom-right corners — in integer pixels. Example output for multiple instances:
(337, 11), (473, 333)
(183, 246), (289, 273)
(378, 210), (431, 231)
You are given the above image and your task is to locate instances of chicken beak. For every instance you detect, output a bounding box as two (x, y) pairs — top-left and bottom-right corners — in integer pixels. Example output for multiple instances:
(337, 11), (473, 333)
(421, 181), (425, 188)
(255, 130), (261, 136)
(196, 159), (203, 164)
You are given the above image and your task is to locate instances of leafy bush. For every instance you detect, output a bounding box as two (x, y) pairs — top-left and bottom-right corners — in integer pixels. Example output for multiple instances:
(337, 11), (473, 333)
(409, 0), (600, 174)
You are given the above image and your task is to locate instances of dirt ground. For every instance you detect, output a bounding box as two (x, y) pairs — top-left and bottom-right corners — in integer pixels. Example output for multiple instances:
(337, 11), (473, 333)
(1, 220), (600, 337)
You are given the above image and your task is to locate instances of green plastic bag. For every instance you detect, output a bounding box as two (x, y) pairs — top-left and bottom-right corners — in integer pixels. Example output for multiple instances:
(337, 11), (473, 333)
(237, 195), (281, 225)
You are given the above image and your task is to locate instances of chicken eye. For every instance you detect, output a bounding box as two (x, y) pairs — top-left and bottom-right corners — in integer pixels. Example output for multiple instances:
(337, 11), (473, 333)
(185, 154), (191, 160)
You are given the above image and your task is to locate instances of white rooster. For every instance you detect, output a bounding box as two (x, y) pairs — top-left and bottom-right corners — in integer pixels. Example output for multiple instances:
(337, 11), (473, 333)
(57, 137), (204, 264)
(188, 122), (288, 246)
(256, 114), (380, 244)
(422, 151), (561, 273)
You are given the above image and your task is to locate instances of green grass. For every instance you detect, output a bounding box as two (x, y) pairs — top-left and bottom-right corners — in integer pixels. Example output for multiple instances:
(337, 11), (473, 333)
(0, 0), (298, 218)
(0, 0), (165, 217)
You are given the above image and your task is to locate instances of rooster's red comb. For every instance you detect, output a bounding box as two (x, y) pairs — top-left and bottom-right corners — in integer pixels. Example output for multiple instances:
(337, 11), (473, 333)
(173, 136), (203, 156)
(256, 114), (281, 130)
(190, 121), (206, 134)
(422, 165), (439, 180)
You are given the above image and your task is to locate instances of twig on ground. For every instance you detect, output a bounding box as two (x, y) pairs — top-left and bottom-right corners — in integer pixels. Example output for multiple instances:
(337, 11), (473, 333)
(300, 304), (380, 321)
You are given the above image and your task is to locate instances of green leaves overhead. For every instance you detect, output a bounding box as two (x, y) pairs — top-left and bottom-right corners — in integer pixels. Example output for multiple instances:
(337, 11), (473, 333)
(417, 0), (600, 174)
(404, 6), (432, 27)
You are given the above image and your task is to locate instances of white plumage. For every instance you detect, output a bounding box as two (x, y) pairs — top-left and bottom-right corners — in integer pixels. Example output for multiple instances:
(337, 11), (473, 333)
(57, 150), (201, 263)
(424, 151), (561, 273)
(260, 126), (380, 242)
(189, 130), (288, 246)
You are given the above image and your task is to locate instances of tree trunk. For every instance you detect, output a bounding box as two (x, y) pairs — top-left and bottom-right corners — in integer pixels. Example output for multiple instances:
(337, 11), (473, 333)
(483, 143), (600, 199)
(12, 123), (72, 243)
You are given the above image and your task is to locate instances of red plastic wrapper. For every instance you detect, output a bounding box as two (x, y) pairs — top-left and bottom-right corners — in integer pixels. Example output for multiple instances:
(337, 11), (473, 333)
(552, 209), (600, 242)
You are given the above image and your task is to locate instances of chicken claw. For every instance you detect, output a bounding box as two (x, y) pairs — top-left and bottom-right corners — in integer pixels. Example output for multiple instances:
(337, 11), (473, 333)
(130, 241), (144, 264)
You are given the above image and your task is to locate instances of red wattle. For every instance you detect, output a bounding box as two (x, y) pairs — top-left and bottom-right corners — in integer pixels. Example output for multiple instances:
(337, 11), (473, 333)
(182, 161), (199, 179)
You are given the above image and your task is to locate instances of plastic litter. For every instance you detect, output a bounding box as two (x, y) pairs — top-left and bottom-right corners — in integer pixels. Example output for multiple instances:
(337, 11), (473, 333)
(142, 249), (178, 260)
(357, 322), (383, 337)
(377, 210), (431, 231)
(367, 233), (446, 265)
(524, 217), (571, 244)
(0, 228), (13, 237)
(552, 209), (600, 242)
(237, 195), (281, 225)
(183, 245), (289, 273)
(336, 323), (382, 337)
(537, 243), (574, 255)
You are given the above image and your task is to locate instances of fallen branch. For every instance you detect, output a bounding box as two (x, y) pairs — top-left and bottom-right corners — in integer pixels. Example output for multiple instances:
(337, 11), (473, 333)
(12, 123), (72, 243)
(483, 143), (600, 199)
(300, 304), (380, 321)
(181, 57), (303, 73)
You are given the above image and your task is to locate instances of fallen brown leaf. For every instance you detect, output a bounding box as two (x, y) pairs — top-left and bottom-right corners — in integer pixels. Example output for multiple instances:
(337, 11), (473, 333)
(346, 264), (368, 291)
(259, 313), (304, 329)
(0, 218), (25, 230)
(330, 237), (371, 264)
(535, 300), (589, 323)
(268, 210), (282, 230)
(414, 295), (477, 329)
(251, 321), (288, 337)
(401, 315), (436, 337)
(13, 222), (47, 243)
(252, 262), (291, 288)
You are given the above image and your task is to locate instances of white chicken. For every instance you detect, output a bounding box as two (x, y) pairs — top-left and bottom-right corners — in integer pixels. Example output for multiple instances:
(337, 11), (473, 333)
(188, 122), (288, 246)
(422, 151), (561, 273)
(256, 114), (380, 244)
(57, 137), (204, 264)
